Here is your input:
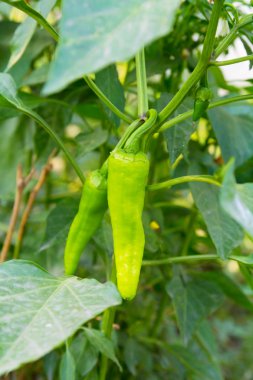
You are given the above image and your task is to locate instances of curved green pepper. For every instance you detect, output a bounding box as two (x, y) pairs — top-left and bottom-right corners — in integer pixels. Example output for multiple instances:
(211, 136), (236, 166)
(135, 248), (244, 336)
(108, 109), (157, 300)
(64, 169), (107, 275)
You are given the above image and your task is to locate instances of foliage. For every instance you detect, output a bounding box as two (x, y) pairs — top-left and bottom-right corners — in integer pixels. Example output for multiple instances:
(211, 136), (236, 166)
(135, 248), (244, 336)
(0, 0), (253, 379)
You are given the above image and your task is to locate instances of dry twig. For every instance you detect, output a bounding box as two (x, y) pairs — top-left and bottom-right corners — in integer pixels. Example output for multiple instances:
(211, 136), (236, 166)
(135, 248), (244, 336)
(0, 165), (34, 263)
(13, 153), (55, 259)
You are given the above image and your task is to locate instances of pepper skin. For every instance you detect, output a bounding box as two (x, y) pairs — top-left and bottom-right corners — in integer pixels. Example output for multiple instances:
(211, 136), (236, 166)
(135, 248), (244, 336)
(108, 150), (149, 300)
(64, 170), (107, 275)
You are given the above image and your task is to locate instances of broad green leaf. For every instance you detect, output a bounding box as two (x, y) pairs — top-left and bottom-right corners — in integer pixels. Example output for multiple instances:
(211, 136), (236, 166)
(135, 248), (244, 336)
(0, 260), (121, 376)
(0, 21), (17, 71)
(83, 328), (122, 370)
(70, 333), (98, 377)
(41, 198), (79, 251)
(194, 271), (253, 312)
(0, 73), (22, 108)
(190, 183), (243, 259)
(196, 320), (220, 361)
(0, 118), (34, 198)
(9, 30), (52, 87)
(190, 325), (224, 380)
(0, 3), (11, 16)
(230, 254), (253, 266)
(59, 348), (76, 380)
(167, 274), (224, 343)
(169, 344), (223, 380)
(76, 128), (109, 157)
(220, 160), (253, 238)
(43, 351), (60, 380)
(208, 104), (253, 167)
(163, 96), (194, 163)
(43, 0), (181, 94)
(95, 65), (125, 127)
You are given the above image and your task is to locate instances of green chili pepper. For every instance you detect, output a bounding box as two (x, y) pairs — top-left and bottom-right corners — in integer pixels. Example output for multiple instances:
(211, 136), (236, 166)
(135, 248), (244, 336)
(64, 118), (144, 275)
(192, 86), (212, 121)
(108, 109), (157, 300)
(64, 168), (107, 275)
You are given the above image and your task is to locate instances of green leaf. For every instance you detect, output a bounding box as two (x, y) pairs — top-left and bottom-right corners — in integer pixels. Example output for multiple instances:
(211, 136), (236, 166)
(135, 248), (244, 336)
(230, 254), (253, 266)
(83, 328), (122, 370)
(167, 273), (224, 343)
(208, 104), (253, 167)
(76, 128), (109, 157)
(169, 344), (223, 380)
(95, 65), (125, 127)
(163, 97), (194, 163)
(220, 160), (253, 238)
(5, 0), (56, 71)
(43, 0), (181, 94)
(190, 183), (243, 259)
(59, 347), (76, 380)
(0, 260), (121, 375)
(0, 73), (23, 108)
(70, 333), (98, 377)
(41, 198), (79, 251)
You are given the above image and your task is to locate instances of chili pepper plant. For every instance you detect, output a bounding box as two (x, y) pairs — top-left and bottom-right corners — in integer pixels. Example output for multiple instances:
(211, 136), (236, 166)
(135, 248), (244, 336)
(0, 0), (253, 379)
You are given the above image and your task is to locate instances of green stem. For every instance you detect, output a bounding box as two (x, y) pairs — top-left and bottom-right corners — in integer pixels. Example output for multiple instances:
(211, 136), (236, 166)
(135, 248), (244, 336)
(160, 94), (253, 132)
(214, 13), (253, 59)
(83, 76), (133, 124)
(1, 0), (60, 42)
(210, 54), (253, 66)
(99, 260), (117, 380)
(135, 48), (149, 116)
(147, 175), (221, 191)
(142, 254), (219, 267)
(124, 109), (157, 153)
(20, 107), (85, 183)
(158, 0), (224, 123)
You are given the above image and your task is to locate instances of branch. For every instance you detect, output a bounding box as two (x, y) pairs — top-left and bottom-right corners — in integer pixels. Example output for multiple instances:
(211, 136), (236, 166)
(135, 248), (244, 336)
(142, 254), (219, 267)
(210, 54), (253, 66)
(160, 94), (253, 132)
(158, 0), (224, 124)
(13, 153), (54, 259)
(83, 76), (134, 124)
(0, 165), (34, 262)
(147, 175), (221, 191)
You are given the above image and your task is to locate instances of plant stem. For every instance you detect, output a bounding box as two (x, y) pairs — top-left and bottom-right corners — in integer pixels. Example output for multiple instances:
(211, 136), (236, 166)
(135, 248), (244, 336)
(160, 94), (253, 132)
(1, 0), (59, 42)
(142, 254), (219, 267)
(20, 107), (85, 183)
(147, 175), (221, 191)
(158, 0), (224, 123)
(214, 13), (253, 59)
(99, 260), (117, 380)
(210, 54), (253, 66)
(135, 48), (149, 116)
(83, 76), (133, 124)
